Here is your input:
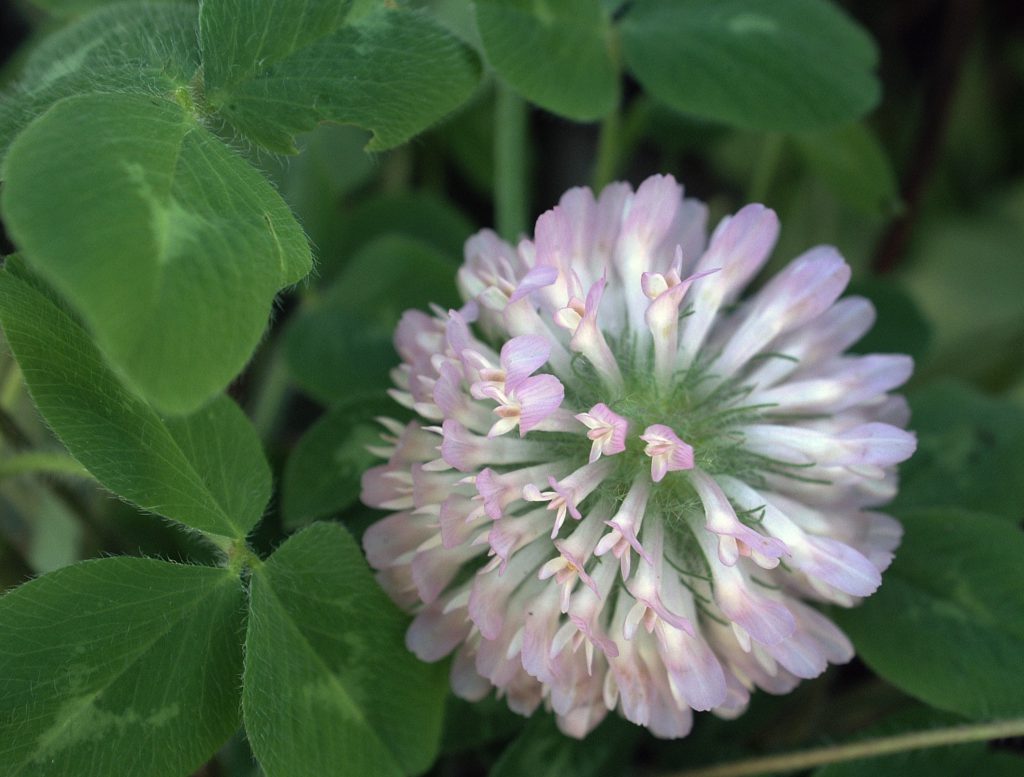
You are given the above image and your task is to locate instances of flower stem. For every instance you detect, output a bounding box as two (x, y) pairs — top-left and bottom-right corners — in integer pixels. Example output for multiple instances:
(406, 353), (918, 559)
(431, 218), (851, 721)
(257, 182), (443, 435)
(251, 343), (291, 443)
(747, 132), (784, 205)
(593, 107), (622, 191)
(494, 83), (528, 241)
(665, 718), (1024, 777)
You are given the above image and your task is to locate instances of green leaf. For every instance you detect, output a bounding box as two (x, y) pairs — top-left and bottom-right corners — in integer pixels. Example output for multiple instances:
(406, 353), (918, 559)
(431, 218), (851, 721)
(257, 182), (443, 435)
(1, 92), (311, 413)
(260, 124), (376, 264)
(620, 0), (880, 131)
(285, 234), (460, 403)
(835, 509), (1024, 720)
(284, 309), (394, 403)
(23, 0), (192, 19)
(201, 1), (481, 152)
(792, 123), (901, 216)
(490, 713), (638, 777)
(243, 523), (447, 777)
(313, 191), (475, 284)
(892, 382), (1024, 522)
(281, 394), (400, 529)
(0, 3), (200, 161)
(475, 0), (618, 120)
(0, 557), (245, 777)
(0, 265), (272, 539)
(904, 208), (1024, 361)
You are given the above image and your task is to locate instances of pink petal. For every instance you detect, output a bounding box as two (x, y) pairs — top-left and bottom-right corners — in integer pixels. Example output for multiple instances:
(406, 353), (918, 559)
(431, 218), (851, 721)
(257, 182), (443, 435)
(500, 334), (551, 389)
(716, 577), (796, 646)
(663, 198), (709, 274)
(474, 468), (507, 520)
(716, 246), (851, 375)
(657, 627), (727, 712)
(406, 599), (471, 662)
(450, 645), (491, 702)
(667, 442), (695, 472)
(800, 535), (882, 597)
(412, 543), (477, 604)
(509, 265), (559, 303)
(691, 470), (789, 568)
(515, 374), (565, 434)
(362, 512), (432, 570)
(439, 495), (484, 549)
(837, 422), (917, 468)
(621, 174), (684, 250)
(680, 204), (780, 357)
(444, 308), (475, 356)
(439, 420), (477, 472)
(360, 464), (407, 510)
(641, 424), (695, 482)
(550, 475), (583, 521)
(432, 360), (466, 417)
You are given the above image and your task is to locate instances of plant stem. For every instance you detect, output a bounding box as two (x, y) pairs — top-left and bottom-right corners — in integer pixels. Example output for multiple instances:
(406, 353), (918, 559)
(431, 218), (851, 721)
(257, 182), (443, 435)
(251, 344), (291, 443)
(0, 451), (91, 480)
(872, 0), (982, 273)
(0, 359), (23, 409)
(748, 132), (784, 205)
(0, 405), (122, 551)
(379, 144), (413, 195)
(223, 537), (262, 576)
(664, 718), (1024, 777)
(593, 107), (622, 191)
(494, 83), (528, 241)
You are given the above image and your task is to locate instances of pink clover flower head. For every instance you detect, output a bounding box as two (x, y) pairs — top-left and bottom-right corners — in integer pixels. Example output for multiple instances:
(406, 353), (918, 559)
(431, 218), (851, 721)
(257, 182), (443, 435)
(360, 174), (916, 739)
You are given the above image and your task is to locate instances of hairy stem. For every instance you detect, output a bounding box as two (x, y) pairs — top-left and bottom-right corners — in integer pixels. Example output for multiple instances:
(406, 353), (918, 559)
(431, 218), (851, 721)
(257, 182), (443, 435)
(494, 84), (528, 241)
(665, 718), (1024, 777)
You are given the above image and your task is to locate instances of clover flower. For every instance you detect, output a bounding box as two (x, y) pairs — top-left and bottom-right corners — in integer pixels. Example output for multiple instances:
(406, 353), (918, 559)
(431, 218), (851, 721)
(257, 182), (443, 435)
(360, 175), (915, 739)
